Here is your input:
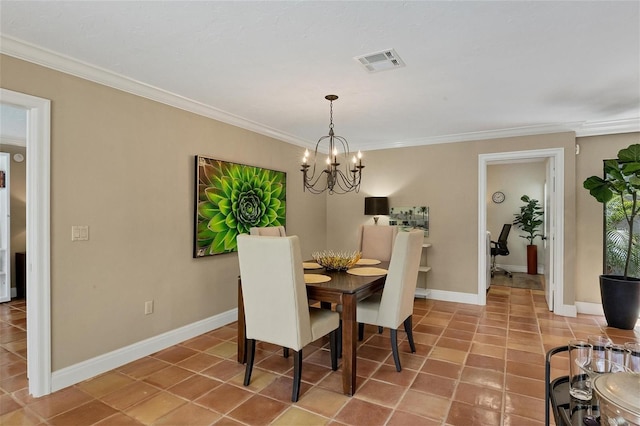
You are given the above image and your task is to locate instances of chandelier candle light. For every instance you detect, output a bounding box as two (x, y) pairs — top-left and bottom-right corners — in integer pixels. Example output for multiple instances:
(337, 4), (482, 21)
(301, 95), (364, 194)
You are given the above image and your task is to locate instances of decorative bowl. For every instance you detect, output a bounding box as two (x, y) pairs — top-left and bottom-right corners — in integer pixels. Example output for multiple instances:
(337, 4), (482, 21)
(312, 250), (361, 271)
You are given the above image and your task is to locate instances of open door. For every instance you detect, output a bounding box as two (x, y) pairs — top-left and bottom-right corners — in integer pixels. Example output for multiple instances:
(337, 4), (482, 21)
(0, 152), (10, 302)
(544, 157), (555, 311)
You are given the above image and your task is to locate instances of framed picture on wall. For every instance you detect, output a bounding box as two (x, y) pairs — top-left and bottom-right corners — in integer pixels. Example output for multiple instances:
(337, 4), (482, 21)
(194, 156), (286, 257)
(388, 206), (429, 237)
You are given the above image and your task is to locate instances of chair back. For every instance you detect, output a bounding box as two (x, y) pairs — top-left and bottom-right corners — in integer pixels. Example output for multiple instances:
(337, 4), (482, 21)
(496, 224), (511, 255)
(376, 230), (424, 329)
(237, 235), (312, 351)
(250, 226), (286, 237)
(358, 225), (398, 261)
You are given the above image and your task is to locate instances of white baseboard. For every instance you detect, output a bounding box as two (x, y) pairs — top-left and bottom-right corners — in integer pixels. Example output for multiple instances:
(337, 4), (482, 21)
(51, 308), (238, 392)
(575, 301), (604, 316)
(427, 289), (481, 305)
(496, 263), (545, 274)
(414, 288), (431, 299)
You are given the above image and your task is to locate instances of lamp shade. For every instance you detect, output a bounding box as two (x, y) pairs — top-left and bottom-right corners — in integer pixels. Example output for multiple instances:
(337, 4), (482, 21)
(364, 197), (389, 216)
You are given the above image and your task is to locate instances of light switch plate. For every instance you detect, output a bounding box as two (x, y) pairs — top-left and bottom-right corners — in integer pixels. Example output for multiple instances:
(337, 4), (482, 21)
(71, 225), (89, 241)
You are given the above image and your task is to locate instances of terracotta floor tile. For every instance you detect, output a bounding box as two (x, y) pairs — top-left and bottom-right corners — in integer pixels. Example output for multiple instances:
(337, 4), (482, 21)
(196, 383), (253, 414)
(446, 400), (501, 426)
(206, 341), (238, 359)
(429, 346), (467, 364)
(465, 353), (506, 371)
(0, 393), (21, 416)
(271, 406), (330, 425)
(118, 356), (170, 379)
(100, 380), (161, 411)
(154, 402), (221, 425)
(506, 359), (546, 380)
(152, 345), (200, 364)
(76, 371), (135, 398)
(49, 400), (118, 426)
(177, 352), (224, 373)
(421, 358), (463, 379)
(453, 382), (502, 411)
(3, 287), (628, 426)
(371, 363), (417, 387)
(124, 391), (186, 424)
(504, 392), (546, 421)
(26, 386), (94, 419)
(296, 386), (349, 418)
(396, 389), (450, 421)
(230, 367), (278, 392)
(442, 328), (475, 341)
(503, 412), (546, 425)
(201, 359), (246, 381)
(0, 407), (43, 426)
(459, 366), (504, 391)
(505, 374), (545, 399)
(167, 374), (222, 400)
(354, 379), (406, 407)
(143, 365), (194, 389)
(386, 410), (441, 426)
(411, 372), (456, 398)
(470, 342), (506, 359)
(335, 397), (392, 426)
(180, 334), (225, 352)
(227, 394), (288, 426)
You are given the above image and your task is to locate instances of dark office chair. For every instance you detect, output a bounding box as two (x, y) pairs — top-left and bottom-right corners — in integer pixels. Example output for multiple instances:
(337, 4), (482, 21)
(490, 224), (512, 278)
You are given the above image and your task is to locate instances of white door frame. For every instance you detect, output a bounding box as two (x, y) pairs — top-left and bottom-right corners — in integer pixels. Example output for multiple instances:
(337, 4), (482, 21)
(1, 88), (51, 397)
(477, 148), (565, 312)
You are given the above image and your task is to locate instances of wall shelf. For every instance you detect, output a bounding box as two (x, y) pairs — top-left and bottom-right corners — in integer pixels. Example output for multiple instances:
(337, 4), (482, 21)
(415, 243), (431, 298)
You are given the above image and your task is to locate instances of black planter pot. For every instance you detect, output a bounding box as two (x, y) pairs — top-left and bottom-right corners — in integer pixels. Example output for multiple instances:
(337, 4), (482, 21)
(600, 275), (640, 330)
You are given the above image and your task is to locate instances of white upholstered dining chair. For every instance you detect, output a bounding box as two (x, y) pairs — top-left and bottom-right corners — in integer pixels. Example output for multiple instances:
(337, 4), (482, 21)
(236, 234), (340, 402)
(358, 225), (398, 262)
(249, 226), (286, 237)
(356, 229), (423, 371)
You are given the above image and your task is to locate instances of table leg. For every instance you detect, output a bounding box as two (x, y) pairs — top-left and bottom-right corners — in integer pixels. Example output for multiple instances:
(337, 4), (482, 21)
(341, 293), (357, 396)
(237, 278), (246, 364)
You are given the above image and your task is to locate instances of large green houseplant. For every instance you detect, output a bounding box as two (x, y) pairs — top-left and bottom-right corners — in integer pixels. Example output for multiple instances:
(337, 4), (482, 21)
(583, 143), (640, 329)
(513, 195), (544, 275)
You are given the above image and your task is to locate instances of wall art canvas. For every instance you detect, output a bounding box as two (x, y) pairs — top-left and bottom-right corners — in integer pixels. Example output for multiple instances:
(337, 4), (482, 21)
(194, 156), (286, 257)
(389, 206), (429, 237)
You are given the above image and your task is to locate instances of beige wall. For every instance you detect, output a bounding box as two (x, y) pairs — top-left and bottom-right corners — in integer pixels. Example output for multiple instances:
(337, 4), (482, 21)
(2, 52), (636, 375)
(326, 133), (578, 303)
(1, 55), (326, 370)
(487, 162), (546, 271)
(575, 133), (640, 303)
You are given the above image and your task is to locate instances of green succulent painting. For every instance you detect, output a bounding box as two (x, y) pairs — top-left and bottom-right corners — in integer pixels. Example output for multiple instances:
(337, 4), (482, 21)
(195, 156), (286, 257)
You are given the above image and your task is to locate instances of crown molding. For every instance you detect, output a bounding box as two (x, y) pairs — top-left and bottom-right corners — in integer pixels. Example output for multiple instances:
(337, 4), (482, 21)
(2, 35), (638, 152)
(0, 35), (309, 148)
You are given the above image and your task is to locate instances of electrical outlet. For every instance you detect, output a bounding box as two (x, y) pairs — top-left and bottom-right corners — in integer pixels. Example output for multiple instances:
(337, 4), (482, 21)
(144, 300), (153, 315)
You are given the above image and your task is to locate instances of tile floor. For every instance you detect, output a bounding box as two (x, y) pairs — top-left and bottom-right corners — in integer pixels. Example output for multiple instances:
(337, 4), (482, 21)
(1, 285), (639, 425)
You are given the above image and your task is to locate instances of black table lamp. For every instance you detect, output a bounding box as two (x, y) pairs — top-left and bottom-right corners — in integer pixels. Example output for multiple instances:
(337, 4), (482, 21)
(364, 197), (389, 225)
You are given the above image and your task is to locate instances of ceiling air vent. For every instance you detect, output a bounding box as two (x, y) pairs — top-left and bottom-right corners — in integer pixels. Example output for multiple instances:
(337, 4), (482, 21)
(355, 49), (406, 73)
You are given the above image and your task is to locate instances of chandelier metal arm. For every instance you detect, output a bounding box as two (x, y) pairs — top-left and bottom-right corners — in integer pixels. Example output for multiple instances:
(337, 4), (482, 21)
(301, 95), (364, 195)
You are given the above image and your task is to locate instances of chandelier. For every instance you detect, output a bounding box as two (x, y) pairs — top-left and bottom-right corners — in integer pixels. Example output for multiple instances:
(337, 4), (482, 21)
(301, 95), (364, 194)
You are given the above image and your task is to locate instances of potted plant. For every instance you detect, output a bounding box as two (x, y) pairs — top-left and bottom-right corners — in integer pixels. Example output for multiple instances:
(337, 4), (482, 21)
(513, 195), (544, 275)
(584, 143), (640, 330)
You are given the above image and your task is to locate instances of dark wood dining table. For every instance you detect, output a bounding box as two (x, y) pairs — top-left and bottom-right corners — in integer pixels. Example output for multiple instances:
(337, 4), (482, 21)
(236, 261), (389, 396)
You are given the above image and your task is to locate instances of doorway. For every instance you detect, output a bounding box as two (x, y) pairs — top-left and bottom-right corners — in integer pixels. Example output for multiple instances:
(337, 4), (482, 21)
(0, 88), (51, 397)
(477, 148), (565, 312)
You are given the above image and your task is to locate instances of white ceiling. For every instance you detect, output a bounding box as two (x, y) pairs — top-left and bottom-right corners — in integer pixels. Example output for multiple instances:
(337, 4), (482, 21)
(1, 1), (639, 152)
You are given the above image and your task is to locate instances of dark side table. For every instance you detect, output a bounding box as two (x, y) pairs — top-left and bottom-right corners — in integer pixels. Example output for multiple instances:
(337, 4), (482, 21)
(546, 346), (600, 426)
